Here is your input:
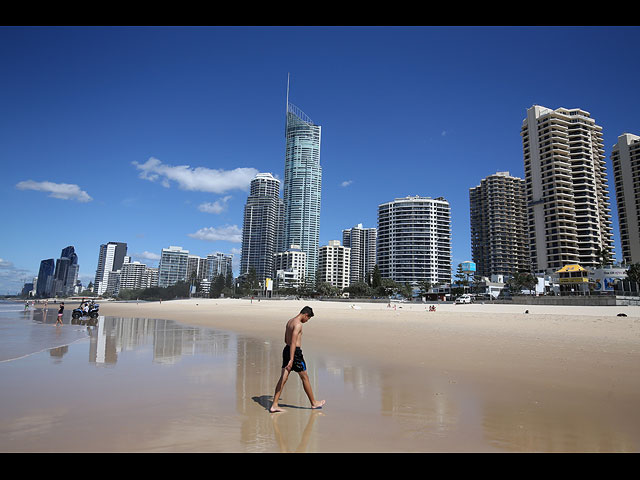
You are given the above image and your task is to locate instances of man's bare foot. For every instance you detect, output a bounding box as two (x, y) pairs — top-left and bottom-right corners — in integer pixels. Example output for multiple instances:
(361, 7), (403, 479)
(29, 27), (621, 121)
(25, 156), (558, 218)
(270, 405), (285, 413)
(311, 400), (325, 409)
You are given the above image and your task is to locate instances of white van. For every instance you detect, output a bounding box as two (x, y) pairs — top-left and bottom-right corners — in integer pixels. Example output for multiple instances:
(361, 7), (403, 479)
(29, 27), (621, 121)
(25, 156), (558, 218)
(455, 294), (472, 304)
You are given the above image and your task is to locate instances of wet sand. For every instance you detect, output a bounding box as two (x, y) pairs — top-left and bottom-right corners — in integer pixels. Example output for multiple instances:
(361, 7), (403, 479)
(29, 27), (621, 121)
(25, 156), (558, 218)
(2, 298), (640, 452)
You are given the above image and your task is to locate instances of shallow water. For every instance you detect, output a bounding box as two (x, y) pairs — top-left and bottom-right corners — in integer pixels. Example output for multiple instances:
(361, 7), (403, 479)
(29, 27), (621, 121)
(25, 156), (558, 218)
(1, 301), (639, 452)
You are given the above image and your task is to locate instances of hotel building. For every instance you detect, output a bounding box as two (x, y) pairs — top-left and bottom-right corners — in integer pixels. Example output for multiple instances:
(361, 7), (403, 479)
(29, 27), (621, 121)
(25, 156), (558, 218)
(94, 242), (127, 295)
(469, 171), (529, 277)
(611, 133), (640, 264)
(342, 224), (377, 285)
(521, 105), (614, 273)
(240, 173), (283, 284)
(283, 96), (322, 287)
(377, 196), (451, 285)
(158, 246), (189, 288)
(318, 240), (351, 290)
(273, 244), (306, 289)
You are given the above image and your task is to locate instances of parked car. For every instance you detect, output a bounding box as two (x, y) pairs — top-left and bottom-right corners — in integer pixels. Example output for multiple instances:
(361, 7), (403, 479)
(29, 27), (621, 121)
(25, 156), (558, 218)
(455, 294), (472, 304)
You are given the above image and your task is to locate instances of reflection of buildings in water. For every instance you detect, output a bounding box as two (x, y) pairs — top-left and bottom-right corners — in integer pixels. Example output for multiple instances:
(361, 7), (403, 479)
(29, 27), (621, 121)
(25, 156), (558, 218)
(49, 345), (69, 359)
(482, 397), (638, 452)
(88, 316), (235, 366)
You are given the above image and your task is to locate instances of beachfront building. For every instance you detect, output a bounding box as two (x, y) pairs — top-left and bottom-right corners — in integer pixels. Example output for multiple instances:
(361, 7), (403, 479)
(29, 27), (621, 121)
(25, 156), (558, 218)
(469, 171), (529, 278)
(120, 261), (157, 291)
(318, 240), (351, 290)
(158, 246), (189, 288)
(36, 258), (55, 297)
(342, 224), (377, 286)
(273, 244), (306, 289)
(283, 88), (322, 288)
(206, 252), (233, 281)
(611, 133), (640, 264)
(240, 173), (283, 284)
(52, 245), (79, 297)
(521, 105), (614, 273)
(377, 196), (452, 286)
(94, 242), (128, 295)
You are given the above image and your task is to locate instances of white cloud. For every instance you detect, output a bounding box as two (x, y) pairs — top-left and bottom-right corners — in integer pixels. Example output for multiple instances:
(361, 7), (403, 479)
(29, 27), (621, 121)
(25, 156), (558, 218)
(198, 196), (232, 214)
(133, 251), (161, 261)
(16, 180), (92, 202)
(133, 157), (258, 194)
(0, 258), (14, 269)
(188, 225), (242, 243)
(341, 180), (353, 187)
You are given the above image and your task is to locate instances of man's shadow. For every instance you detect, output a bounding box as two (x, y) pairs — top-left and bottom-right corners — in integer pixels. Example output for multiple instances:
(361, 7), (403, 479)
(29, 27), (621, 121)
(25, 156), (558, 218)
(252, 395), (309, 411)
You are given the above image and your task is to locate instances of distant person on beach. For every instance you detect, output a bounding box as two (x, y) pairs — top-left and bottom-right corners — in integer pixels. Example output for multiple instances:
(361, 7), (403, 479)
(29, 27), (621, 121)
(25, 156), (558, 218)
(56, 302), (64, 325)
(270, 306), (325, 413)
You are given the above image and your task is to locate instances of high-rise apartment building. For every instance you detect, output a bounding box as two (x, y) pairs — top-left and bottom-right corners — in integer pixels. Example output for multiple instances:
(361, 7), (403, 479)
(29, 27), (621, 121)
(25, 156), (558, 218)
(36, 258), (55, 297)
(240, 173), (283, 283)
(521, 105), (614, 272)
(611, 133), (640, 264)
(283, 91), (322, 287)
(469, 171), (529, 278)
(158, 246), (189, 287)
(274, 244), (306, 289)
(377, 196), (452, 285)
(95, 242), (128, 295)
(53, 246), (79, 296)
(206, 252), (233, 280)
(120, 261), (157, 291)
(318, 240), (351, 290)
(342, 224), (377, 285)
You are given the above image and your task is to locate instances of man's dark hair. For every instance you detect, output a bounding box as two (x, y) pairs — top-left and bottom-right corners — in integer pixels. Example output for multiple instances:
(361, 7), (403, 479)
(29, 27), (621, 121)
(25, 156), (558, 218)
(300, 306), (314, 317)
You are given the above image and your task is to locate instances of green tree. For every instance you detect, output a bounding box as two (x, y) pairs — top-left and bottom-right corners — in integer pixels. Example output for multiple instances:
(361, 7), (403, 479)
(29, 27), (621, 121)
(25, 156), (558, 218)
(626, 263), (640, 284)
(371, 264), (382, 290)
(345, 281), (372, 298)
(210, 274), (226, 298)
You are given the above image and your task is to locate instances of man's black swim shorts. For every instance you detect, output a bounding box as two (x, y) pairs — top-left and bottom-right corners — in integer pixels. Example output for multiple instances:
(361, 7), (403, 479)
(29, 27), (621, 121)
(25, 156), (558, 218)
(282, 345), (307, 372)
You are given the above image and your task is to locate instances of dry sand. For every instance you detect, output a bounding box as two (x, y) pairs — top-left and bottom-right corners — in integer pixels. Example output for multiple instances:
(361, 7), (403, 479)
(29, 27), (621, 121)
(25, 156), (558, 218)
(90, 298), (640, 452)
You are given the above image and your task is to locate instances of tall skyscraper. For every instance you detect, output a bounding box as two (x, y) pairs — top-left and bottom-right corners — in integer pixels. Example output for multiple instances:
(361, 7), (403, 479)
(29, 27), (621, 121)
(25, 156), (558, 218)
(53, 246), (79, 296)
(36, 258), (55, 297)
(240, 172), (283, 283)
(342, 223), (377, 285)
(377, 196), (452, 285)
(469, 171), (529, 278)
(611, 133), (640, 264)
(158, 246), (189, 287)
(283, 81), (322, 287)
(521, 105), (614, 272)
(94, 242), (128, 295)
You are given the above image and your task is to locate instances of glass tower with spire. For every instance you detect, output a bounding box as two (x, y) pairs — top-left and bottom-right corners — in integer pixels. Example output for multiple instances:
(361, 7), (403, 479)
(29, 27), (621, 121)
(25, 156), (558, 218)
(283, 83), (322, 288)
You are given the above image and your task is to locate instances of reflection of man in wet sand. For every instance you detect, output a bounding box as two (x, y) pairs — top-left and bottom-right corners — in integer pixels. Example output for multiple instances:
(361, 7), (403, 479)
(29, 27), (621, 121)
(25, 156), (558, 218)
(270, 306), (325, 413)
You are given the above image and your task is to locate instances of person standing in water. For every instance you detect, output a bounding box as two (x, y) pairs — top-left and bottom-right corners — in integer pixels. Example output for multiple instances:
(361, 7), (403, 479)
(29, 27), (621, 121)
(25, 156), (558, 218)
(270, 306), (325, 413)
(56, 302), (64, 326)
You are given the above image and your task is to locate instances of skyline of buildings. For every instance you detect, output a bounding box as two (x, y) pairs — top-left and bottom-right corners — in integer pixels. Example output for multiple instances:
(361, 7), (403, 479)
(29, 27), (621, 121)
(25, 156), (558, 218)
(25, 99), (640, 297)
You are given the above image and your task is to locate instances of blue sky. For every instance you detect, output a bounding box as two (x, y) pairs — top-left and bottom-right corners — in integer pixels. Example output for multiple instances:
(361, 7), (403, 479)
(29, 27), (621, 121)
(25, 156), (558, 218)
(1, 26), (639, 294)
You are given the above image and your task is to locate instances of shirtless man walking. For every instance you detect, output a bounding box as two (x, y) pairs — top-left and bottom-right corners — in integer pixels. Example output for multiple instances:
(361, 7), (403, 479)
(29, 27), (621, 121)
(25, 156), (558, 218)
(270, 306), (325, 413)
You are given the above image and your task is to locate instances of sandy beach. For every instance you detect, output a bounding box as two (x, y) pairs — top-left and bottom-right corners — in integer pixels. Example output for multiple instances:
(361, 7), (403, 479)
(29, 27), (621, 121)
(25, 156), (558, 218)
(3, 298), (640, 452)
